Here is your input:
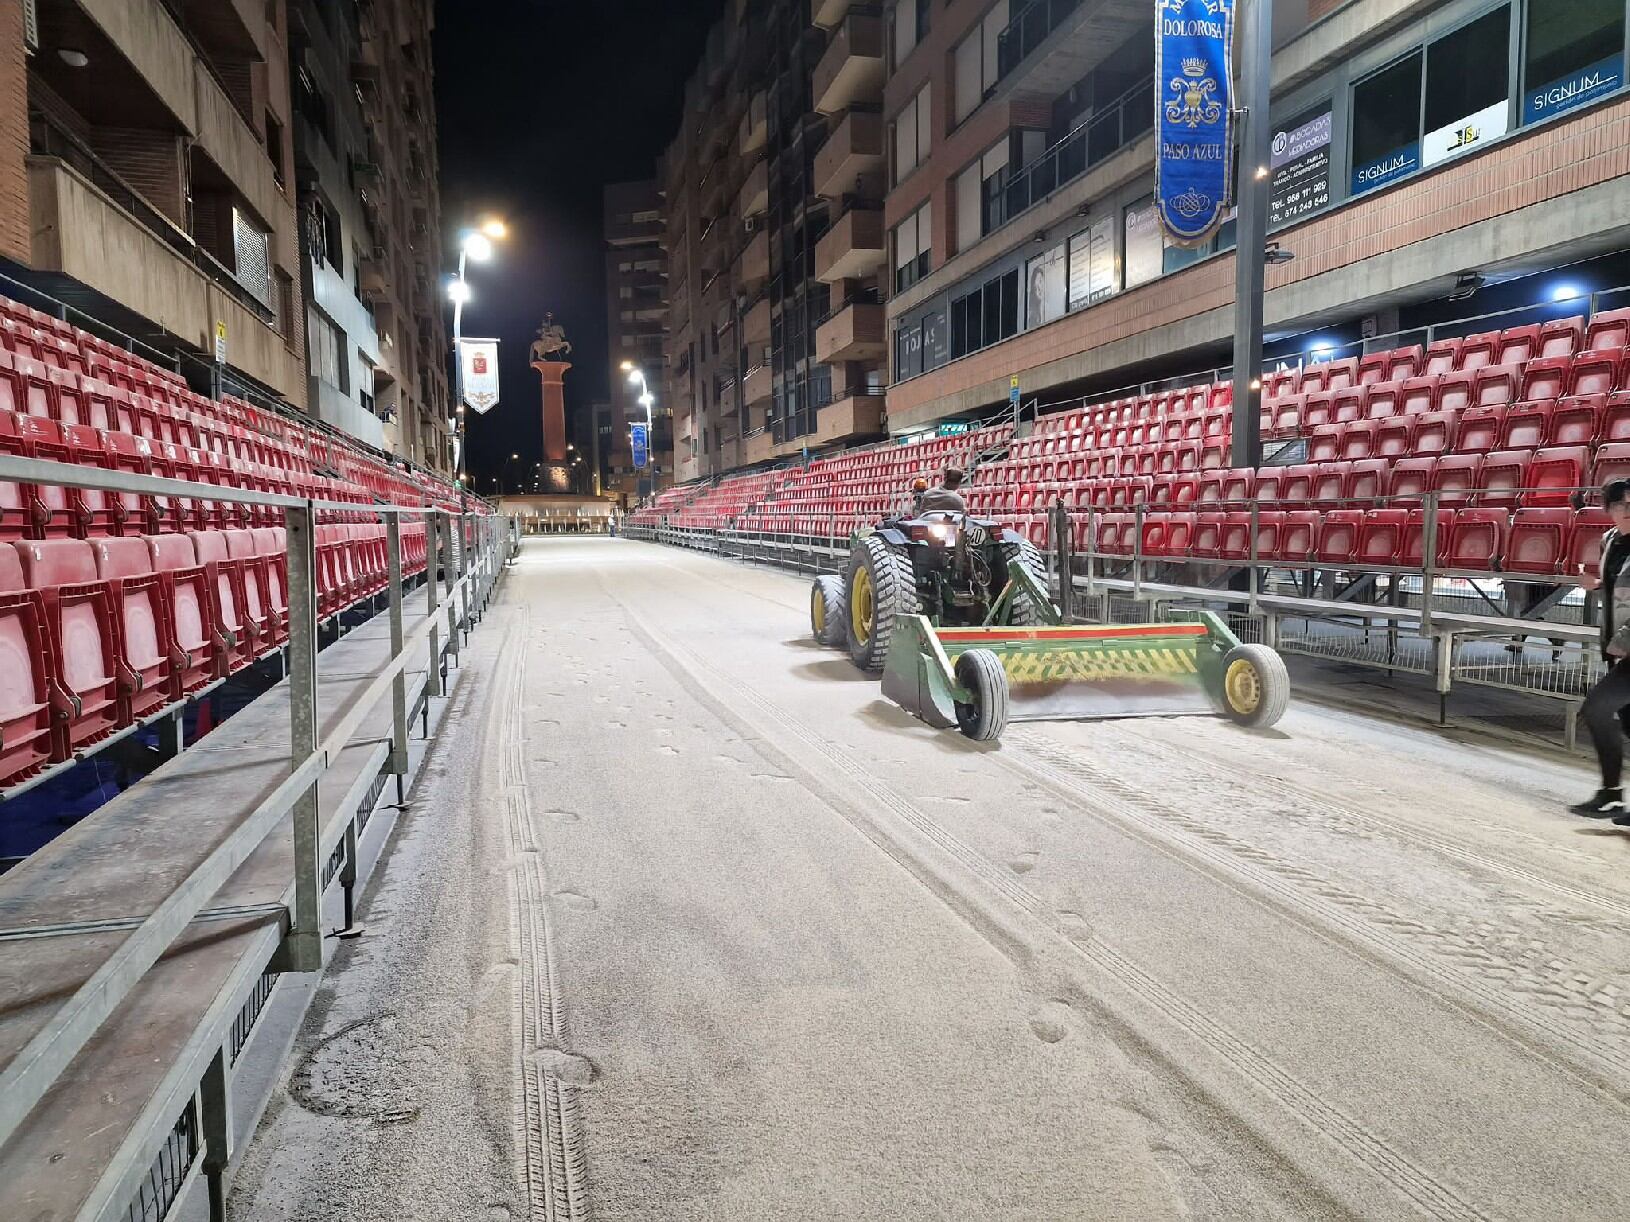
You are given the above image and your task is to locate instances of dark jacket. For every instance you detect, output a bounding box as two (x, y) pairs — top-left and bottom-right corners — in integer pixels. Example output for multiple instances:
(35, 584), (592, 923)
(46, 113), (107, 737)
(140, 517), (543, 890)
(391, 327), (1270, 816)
(1600, 528), (1630, 657)
(918, 487), (967, 514)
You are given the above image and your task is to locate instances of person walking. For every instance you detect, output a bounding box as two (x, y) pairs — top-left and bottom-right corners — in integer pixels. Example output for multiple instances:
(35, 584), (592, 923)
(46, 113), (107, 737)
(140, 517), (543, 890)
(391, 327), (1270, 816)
(1571, 478), (1630, 819)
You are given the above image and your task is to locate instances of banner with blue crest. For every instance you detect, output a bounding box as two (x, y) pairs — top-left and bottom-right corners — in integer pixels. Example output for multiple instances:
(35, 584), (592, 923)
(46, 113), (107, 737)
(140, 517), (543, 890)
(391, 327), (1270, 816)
(1155, 0), (1235, 247)
(631, 423), (649, 469)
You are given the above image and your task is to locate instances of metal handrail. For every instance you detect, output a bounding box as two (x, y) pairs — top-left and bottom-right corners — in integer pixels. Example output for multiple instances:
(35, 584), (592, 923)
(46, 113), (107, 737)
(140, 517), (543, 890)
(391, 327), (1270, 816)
(0, 455), (509, 1155)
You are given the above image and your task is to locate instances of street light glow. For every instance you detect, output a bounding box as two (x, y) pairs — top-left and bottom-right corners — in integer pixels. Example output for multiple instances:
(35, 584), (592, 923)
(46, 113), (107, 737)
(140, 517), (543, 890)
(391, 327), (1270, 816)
(481, 219), (508, 239)
(462, 232), (495, 262)
(627, 370), (644, 385)
(619, 360), (634, 372)
(447, 279), (472, 305)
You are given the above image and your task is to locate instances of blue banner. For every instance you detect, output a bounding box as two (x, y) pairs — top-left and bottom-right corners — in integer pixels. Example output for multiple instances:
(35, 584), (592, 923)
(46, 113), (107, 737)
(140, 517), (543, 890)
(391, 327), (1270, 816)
(631, 423), (649, 469)
(1156, 0), (1234, 247)
(1523, 54), (1623, 126)
(1350, 141), (1419, 195)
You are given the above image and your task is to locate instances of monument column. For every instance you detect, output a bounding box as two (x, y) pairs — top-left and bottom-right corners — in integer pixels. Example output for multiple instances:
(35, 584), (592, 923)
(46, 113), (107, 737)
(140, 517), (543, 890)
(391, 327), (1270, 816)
(532, 358), (573, 491)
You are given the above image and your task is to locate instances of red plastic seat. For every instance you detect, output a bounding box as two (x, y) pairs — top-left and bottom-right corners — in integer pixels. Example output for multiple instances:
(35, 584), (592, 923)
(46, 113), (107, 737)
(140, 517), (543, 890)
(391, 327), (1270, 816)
(92, 536), (176, 720)
(1570, 508), (1612, 579)
(0, 547), (53, 784)
(1190, 512), (1223, 559)
(1163, 512), (1197, 557)
(1324, 357), (1359, 391)
(1478, 450), (1532, 509)
(1344, 458), (1390, 501)
(147, 534), (225, 691)
(1432, 454), (1483, 505)
(1301, 391), (1335, 429)
(1569, 349), (1623, 397)
(12, 539), (121, 756)
(1357, 510), (1408, 565)
(61, 423), (120, 536)
(1363, 381), (1402, 419)
(1274, 510), (1320, 563)
(1357, 354), (1390, 385)
(1423, 338), (1461, 375)
(1521, 357), (1571, 402)
(1373, 416), (1415, 458)
(1399, 376), (1441, 414)
(1339, 420), (1378, 460)
(1452, 406), (1505, 454)
(1306, 424), (1342, 463)
(1538, 316), (1585, 359)
(1330, 387), (1365, 423)
(1401, 509), (1455, 568)
(1525, 446), (1589, 507)
(1496, 325), (1539, 366)
(1410, 411), (1457, 456)
(1548, 394), (1603, 446)
(190, 530), (258, 663)
(1602, 393), (1630, 444)
(1310, 465), (1345, 502)
(1499, 402), (1551, 450)
(1438, 371), (1475, 414)
(1316, 509), (1365, 564)
(1387, 345), (1424, 381)
(1457, 330), (1500, 370)
(1586, 308), (1630, 351)
(1595, 442), (1630, 487)
(1504, 508), (1572, 575)
(1445, 509), (1508, 571)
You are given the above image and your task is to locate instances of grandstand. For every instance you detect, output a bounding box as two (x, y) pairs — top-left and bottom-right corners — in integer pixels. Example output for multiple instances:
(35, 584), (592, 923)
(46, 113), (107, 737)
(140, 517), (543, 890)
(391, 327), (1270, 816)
(0, 291), (477, 797)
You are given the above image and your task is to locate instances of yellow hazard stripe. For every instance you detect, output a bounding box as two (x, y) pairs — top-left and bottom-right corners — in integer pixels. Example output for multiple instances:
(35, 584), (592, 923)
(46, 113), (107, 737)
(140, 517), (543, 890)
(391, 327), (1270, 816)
(946, 646), (1200, 683)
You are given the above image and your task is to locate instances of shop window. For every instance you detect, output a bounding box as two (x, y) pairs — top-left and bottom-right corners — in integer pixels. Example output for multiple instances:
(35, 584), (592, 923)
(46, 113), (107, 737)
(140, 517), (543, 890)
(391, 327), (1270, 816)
(1523, 0), (1625, 123)
(1422, 6), (1510, 165)
(949, 268), (1017, 359)
(1350, 51), (1423, 194)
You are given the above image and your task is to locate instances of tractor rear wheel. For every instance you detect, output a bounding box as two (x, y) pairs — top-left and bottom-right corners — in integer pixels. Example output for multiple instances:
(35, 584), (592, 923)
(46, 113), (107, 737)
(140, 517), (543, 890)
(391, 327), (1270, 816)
(810, 574), (846, 646)
(998, 539), (1050, 625)
(1219, 644), (1291, 728)
(954, 649), (1009, 741)
(845, 535), (919, 671)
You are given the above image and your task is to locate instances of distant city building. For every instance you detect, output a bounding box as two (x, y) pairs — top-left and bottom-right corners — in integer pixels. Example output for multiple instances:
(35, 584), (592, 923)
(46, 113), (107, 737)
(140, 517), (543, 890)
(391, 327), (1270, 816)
(603, 179), (671, 500)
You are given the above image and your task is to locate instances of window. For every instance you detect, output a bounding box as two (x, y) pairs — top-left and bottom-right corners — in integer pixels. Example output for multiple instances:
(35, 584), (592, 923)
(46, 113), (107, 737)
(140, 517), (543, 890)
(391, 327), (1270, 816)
(893, 201), (932, 293)
(892, 83), (932, 185)
(892, 0), (929, 67)
(953, 140), (1007, 252)
(265, 111), (285, 189)
(1523, 0), (1625, 123)
(232, 209), (274, 309)
(949, 268), (1017, 358)
(307, 309), (348, 393)
(953, 1), (1008, 125)
(1422, 6), (1510, 165)
(1350, 51), (1423, 193)
(1123, 197), (1161, 289)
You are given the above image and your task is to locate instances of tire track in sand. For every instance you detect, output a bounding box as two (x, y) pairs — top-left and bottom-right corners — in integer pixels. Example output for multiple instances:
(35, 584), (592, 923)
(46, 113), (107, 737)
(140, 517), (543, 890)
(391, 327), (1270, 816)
(604, 577), (1484, 1222)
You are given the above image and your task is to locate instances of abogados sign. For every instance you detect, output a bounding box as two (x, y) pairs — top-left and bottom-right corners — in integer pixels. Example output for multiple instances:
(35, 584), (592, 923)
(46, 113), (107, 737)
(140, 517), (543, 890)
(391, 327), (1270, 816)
(1155, 0), (1235, 247)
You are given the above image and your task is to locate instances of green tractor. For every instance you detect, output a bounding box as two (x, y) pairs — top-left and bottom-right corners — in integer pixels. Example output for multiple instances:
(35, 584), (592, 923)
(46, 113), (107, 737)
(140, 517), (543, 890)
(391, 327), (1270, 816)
(809, 510), (1048, 672)
(808, 511), (1291, 743)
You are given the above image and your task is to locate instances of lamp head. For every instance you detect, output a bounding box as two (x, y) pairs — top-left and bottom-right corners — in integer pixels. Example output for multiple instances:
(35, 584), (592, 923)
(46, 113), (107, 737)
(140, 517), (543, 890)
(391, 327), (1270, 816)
(447, 279), (472, 305)
(462, 232), (494, 263)
(481, 219), (508, 240)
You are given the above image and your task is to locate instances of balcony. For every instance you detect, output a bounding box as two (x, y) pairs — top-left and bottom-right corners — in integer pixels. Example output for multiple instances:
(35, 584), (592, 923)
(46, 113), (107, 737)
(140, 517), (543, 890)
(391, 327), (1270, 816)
(360, 251), (387, 296)
(812, 0), (856, 27)
(742, 294), (771, 345)
(737, 159), (768, 218)
(739, 90), (768, 155)
(814, 204), (884, 283)
(815, 299), (884, 364)
(737, 229), (770, 289)
(813, 110), (884, 198)
(27, 155), (303, 402)
(996, 0), (1148, 97)
(743, 428), (775, 465)
(812, 13), (885, 116)
(743, 360), (772, 407)
(812, 393), (884, 446)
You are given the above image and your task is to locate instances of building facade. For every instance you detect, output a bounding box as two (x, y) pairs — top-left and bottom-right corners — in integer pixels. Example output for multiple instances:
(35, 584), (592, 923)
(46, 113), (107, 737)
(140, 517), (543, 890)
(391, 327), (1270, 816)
(0, 0), (450, 472)
(604, 178), (672, 499)
(659, 0), (892, 483)
(9, 0), (306, 404)
(883, 0), (1630, 432)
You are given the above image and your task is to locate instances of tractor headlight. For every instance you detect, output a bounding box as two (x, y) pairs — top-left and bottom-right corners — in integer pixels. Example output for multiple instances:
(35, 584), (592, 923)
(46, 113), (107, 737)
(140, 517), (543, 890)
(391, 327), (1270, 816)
(925, 522), (957, 544)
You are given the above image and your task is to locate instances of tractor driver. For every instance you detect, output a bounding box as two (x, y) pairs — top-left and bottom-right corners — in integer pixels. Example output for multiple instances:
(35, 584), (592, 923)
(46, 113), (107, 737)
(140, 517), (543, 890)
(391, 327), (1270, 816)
(917, 467), (968, 515)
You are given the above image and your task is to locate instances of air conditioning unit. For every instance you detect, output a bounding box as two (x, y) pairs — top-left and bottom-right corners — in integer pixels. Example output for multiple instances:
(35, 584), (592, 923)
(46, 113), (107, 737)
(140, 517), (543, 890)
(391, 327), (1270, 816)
(23, 0), (38, 52)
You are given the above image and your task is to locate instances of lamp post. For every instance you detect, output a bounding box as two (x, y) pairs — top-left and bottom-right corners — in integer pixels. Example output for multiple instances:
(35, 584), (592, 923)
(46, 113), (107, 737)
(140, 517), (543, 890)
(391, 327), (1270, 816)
(449, 219), (507, 495)
(620, 361), (656, 498)
(1229, 0), (1274, 469)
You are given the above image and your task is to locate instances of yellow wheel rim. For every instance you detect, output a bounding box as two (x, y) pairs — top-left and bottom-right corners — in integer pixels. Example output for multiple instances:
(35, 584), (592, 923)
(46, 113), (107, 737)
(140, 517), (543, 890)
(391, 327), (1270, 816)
(850, 566), (874, 645)
(812, 586), (825, 634)
(1225, 658), (1261, 716)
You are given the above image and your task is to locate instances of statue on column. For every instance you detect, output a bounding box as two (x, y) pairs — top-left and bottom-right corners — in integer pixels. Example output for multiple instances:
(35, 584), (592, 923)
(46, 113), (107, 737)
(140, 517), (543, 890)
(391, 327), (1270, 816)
(530, 312), (572, 362)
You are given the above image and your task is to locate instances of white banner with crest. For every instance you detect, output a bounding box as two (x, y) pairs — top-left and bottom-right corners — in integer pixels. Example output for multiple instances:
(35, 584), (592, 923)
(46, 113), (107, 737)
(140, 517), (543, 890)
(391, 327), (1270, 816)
(460, 339), (501, 415)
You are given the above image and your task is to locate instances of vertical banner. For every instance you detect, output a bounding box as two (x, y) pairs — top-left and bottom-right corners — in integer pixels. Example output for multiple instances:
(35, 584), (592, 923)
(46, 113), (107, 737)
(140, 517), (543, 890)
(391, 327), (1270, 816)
(631, 422), (649, 469)
(460, 339), (501, 414)
(1155, 0), (1234, 247)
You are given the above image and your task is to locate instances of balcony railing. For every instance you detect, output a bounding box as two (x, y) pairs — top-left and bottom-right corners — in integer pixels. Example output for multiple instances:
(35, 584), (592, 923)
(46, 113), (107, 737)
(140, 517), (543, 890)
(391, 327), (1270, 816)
(982, 76), (1154, 233)
(996, 0), (1083, 81)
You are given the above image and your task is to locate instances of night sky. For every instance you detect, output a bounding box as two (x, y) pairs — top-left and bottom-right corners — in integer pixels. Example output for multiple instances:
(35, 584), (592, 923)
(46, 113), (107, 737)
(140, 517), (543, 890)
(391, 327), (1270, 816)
(433, 0), (724, 493)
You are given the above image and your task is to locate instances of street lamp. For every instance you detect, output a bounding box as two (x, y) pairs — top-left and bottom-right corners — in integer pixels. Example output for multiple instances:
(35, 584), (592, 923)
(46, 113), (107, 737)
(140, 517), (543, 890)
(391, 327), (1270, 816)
(449, 220), (507, 495)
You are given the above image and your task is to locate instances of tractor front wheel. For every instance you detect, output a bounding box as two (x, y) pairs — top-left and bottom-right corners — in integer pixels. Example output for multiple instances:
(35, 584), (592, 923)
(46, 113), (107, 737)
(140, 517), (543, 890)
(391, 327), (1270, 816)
(1219, 644), (1290, 729)
(954, 649), (1010, 741)
(810, 574), (846, 646)
(998, 539), (1050, 625)
(845, 535), (919, 671)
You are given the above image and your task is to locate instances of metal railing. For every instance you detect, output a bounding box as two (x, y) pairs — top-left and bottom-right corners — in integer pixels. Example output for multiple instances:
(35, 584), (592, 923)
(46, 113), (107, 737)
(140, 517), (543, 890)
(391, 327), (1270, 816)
(996, 0), (1083, 80)
(0, 453), (514, 1170)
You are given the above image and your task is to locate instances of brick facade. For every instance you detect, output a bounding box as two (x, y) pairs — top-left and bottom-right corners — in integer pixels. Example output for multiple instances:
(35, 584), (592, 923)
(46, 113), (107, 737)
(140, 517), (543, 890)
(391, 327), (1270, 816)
(0, 3), (28, 264)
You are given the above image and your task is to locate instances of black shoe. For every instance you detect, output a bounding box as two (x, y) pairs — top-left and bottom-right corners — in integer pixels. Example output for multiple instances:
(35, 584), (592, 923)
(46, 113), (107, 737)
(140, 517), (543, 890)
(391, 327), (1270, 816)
(1613, 811), (1630, 828)
(1569, 788), (1627, 817)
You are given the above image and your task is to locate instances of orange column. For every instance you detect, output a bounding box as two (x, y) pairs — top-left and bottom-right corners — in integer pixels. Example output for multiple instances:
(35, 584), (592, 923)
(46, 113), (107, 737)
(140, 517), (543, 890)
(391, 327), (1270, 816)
(532, 360), (572, 462)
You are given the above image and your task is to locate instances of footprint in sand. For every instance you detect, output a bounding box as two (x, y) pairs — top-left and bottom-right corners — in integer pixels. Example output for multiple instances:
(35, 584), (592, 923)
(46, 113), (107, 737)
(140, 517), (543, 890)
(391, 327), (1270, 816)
(655, 744), (680, 756)
(1028, 1000), (1076, 1044)
(541, 810), (580, 823)
(554, 890), (597, 911)
(1008, 850), (1040, 875)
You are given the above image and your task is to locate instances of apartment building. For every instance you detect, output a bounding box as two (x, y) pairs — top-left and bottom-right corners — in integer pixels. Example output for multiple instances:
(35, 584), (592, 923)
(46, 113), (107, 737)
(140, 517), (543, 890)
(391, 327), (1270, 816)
(7, 0), (306, 405)
(327, 0), (451, 473)
(604, 178), (672, 499)
(883, 0), (1630, 432)
(660, 0), (890, 483)
(0, 0), (450, 472)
